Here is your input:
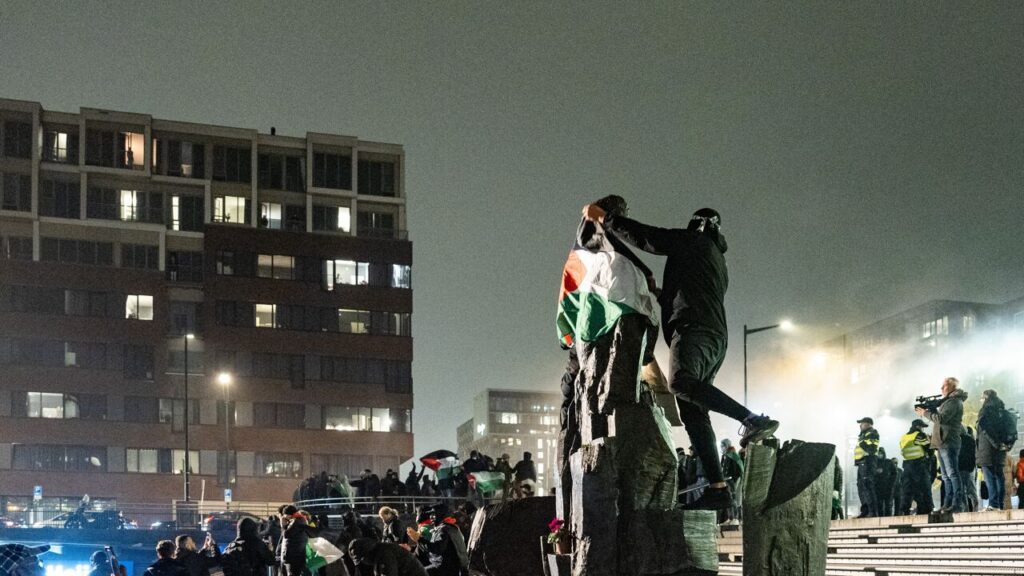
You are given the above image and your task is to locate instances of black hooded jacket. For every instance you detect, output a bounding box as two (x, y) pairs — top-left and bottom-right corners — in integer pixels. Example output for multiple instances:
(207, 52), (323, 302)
(604, 215), (729, 340)
(224, 517), (276, 574)
(349, 539), (427, 576)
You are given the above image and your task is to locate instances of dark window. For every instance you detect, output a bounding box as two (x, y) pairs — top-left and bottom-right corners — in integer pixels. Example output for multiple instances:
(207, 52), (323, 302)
(357, 210), (397, 239)
(167, 251), (203, 283)
(258, 154), (305, 192)
(166, 350), (204, 374)
(284, 204), (305, 231)
(251, 353), (305, 388)
(215, 300), (253, 327)
(0, 285), (63, 314)
(39, 179), (81, 219)
(171, 195), (204, 231)
(168, 301), (202, 335)
(357, 160), (396, 196)
(253, 402), (305, 429)
(124, 396), (159, 423)
(13, 445), (106, 472)
(3, 236), (33, 260)
(121, 244), (159, 270)
(86, 187), (119, 220)
(39, 238), (113, 266)
(85, 129), (116, 167)
(124, 344), (154, 380)
(312, 205), (351, 233)
(3, 121), (32, 158)
(64, 289), (118, 318)
(313, 152), (352, 189)
(212, 145), (251, 183)
(42, 129), (79, 163)
(215, 251), (254, 277)
(1, 173), (32, 212)
(157, 140), (205, 178)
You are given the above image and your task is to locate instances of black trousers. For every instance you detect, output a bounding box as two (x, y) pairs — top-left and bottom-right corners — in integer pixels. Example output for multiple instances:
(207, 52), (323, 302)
(857, 458), (880, 517)
(669, 326), (751, 485)
(899, 458), (934, 515)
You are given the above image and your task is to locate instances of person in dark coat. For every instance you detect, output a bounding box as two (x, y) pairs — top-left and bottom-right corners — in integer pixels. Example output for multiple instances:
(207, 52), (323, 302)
(174, 535), (219, 576)
(88, 550), (110, 576)
(977, 389), (1010, 510)
(278, 505), (310, 576)
(406, 505), (468, 576)
(147, 541), (188, 576)
(512, 452), (537, 498)
(223, 517), (276, 576)
(583, 204), (779, 511)
(349, 538), (428, 576)
(960, 426), (978, 511)
(405, 465), (425, 497)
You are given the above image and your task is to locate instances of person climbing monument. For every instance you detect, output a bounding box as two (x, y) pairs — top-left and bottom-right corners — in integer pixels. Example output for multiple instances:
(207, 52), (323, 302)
(582, 203), (779, 510)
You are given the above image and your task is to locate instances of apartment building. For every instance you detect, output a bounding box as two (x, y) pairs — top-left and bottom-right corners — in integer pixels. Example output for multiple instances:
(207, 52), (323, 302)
(0, 98), (413, 513)
(456, 389), (561, 495)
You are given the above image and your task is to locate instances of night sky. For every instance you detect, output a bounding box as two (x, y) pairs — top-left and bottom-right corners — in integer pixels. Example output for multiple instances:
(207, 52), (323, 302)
(2, 2), (1022, 459)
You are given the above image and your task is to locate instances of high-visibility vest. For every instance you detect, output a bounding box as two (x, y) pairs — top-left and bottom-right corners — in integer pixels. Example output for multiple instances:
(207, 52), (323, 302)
(855, 429), (880, 462)
(900, 431), (928, 461)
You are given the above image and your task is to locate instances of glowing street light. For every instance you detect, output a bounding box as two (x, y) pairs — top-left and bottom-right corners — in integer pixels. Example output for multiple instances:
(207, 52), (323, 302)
(744, 320), (794, 405)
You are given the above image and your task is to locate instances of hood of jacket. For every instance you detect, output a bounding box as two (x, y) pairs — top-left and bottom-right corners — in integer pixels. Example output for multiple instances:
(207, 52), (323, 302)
(948, 388), (968, 402)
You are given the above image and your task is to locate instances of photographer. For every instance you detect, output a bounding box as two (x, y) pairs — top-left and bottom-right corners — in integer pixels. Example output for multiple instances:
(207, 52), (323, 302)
(915, 377), (968, 513)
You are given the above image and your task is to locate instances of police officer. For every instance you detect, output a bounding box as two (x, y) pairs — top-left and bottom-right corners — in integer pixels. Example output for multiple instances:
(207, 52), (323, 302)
(898, 418), (934, 515)
(855, 416), (881, 517)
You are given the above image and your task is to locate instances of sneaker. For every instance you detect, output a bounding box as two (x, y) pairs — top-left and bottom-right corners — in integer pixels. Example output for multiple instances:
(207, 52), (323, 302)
(739, 414), (780, 447)
(681, 486), (733, 511)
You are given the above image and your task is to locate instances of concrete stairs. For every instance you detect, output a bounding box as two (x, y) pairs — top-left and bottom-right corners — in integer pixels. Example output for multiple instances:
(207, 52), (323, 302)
(717, 509), (1024, 575)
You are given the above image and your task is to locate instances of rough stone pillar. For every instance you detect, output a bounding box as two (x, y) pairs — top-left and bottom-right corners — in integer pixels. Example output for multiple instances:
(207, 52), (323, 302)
(567, 315), (718, 576)
(742, 440), (835, 576)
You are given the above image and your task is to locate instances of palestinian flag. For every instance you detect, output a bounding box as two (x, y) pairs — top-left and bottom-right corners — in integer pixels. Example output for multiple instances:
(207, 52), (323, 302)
(469, 471), (506, 494)
(420, 450), (461, 481)
(557, 218), (658, 347)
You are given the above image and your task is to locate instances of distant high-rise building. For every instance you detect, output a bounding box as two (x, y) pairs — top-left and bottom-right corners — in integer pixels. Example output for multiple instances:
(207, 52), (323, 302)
(0, 98), (413, 512)
(456, 389), (561, 494)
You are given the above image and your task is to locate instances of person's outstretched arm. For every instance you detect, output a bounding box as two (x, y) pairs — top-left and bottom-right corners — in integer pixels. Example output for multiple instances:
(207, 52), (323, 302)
(582, 204), (677, 255)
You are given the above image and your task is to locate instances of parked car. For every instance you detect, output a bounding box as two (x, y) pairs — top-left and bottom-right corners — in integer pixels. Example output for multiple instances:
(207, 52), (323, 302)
(33, 509), (132, 529)
(201, 511), (260, 541)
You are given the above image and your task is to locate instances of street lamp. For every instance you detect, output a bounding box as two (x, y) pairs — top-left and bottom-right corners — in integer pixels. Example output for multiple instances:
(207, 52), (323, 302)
(217, 372), (233, 486)
(743, 320), (793, 406)
(183, 333), (195, 503)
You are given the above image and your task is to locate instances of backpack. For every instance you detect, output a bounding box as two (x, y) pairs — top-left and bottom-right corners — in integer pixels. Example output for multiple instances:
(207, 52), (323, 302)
(220, 541), (254, 576)
(992, 408), (1019, 450)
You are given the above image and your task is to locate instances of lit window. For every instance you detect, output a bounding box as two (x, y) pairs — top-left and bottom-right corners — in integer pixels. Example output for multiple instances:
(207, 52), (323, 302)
(120, 190), (139, 221)
(171, 449), (200, 475)
(255, 304), (276, 328)
(125, 295), (154, 320)
(963, 315), (975, 333)
(260, 202), (282, 229)
(337, 207), (351, 232)
(50, 132), (68, 161)
(171, 196), (180, 230)
(338, 309), (370, 334)
(392, 264), (411, 289)
(257, 254), (295, 280)
(214, 195), (248, 224)
(28, 393), (65, 419)
(500, 413), (519, 424)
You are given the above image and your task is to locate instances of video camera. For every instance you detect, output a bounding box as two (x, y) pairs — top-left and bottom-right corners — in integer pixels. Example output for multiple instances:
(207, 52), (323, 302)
(914, 394), (943, 412)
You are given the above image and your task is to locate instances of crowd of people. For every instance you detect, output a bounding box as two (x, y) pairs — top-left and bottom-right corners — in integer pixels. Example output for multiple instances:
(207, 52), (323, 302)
(293, 450), (540, 509)
(113, 500), (479, 576)
(855, 377), (1021, 517)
